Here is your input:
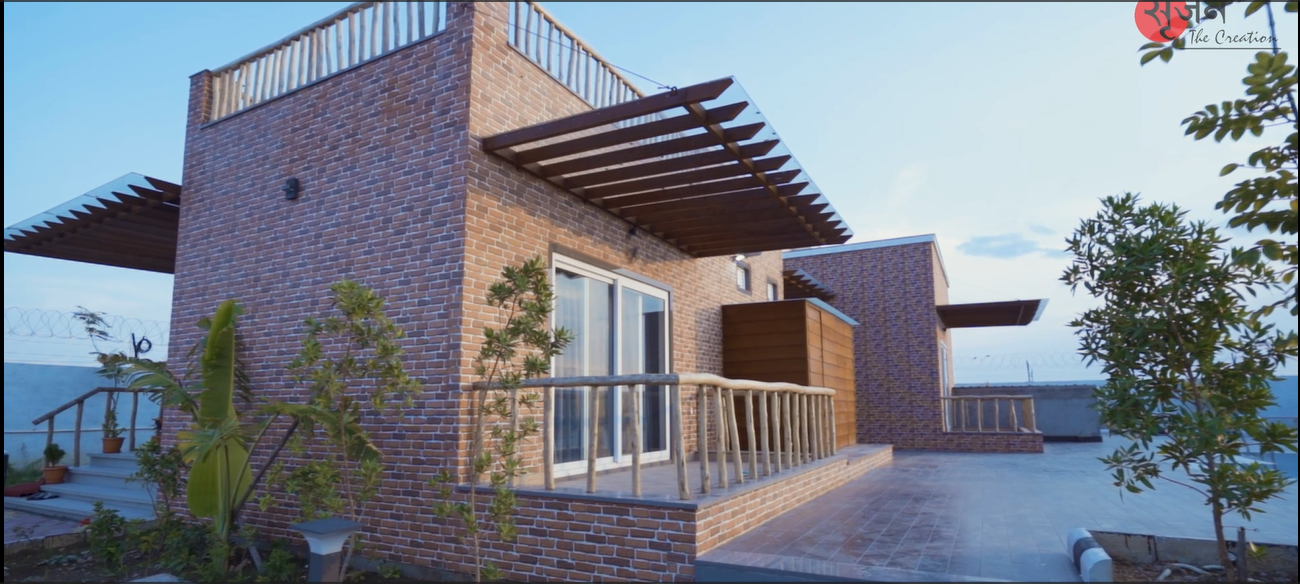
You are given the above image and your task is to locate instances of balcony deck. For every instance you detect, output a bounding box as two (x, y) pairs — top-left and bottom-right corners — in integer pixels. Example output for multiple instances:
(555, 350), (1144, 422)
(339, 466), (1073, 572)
(519, 444), (893, 509)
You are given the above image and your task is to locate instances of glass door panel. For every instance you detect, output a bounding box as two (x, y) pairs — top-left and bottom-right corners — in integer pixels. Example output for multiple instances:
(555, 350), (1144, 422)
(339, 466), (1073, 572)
(554, 269), (613, 464)
(620, 288), (668, 456)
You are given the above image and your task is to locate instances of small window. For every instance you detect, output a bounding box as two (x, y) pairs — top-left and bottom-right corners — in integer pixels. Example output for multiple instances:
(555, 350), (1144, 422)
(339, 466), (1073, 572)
(766, 282), (779, 301)
(736, 265), (751, 291)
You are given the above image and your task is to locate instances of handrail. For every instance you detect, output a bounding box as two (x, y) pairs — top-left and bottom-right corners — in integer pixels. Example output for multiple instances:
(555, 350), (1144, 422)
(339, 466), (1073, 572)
(470, 373), (836, 395)
(941, 395), (1038, 434)
(469, 373), (838, 501)
(33, 387), (158, 465)
(208, 1), (448, 121)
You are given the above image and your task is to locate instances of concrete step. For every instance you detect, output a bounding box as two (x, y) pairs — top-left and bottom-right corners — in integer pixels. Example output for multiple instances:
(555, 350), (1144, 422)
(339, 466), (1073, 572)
(86, 452), (140, 472)
(66, 464), (145, 489)
(41, 482), (156, 516)
(4, 494), (154, 523)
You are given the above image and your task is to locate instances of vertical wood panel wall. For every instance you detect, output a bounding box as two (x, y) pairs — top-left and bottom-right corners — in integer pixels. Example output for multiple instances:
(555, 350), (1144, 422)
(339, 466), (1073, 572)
(722, 299), (857, 449)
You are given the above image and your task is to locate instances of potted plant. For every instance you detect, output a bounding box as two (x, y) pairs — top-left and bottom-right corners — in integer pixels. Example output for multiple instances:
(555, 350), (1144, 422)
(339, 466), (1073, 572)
(43, 443), (68, 484)
(102, 404), (124, 454)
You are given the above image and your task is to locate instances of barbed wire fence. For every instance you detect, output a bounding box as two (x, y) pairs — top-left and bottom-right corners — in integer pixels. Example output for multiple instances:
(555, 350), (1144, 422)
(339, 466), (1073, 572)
(4, 307), (170, 366)
(957, 352), (1090, 371)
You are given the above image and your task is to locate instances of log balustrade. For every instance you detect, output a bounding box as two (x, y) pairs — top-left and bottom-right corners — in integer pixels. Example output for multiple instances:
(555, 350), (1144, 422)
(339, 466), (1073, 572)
(941, 395), (1038, 433)
(469, 373), (838, 501)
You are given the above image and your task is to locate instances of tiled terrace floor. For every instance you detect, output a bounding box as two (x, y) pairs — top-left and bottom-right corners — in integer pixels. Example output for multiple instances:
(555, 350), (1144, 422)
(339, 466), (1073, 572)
(704, 436), (1299, 582)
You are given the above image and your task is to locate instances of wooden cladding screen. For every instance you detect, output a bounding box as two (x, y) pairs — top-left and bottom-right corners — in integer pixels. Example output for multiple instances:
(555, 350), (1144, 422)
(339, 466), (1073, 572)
(722, 299), (856, 449)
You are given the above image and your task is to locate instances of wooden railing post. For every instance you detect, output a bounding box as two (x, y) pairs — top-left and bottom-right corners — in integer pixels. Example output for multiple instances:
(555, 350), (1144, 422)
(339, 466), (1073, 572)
(758, 388), (771, 476)
(587, 386), (599, 493)
(129, 390), (140, 451)
(791, 392), (802, 467)
(1010, 398), (1020, 432)
(631, 385), (643, 497)
(698, 385), (710, 494)
(671, 385), (689, 501)
(1025, 398), (1037, 433)
(772, 391), (783, 473)
(822, 396), (831, 457)
(745, 390), (757, 480)
(828, 395), (837, 455)
(802, 394), (811, 463)
(818, 396), (827, 459)
(726, 388), (744, 484)
(714, 386), (728, 489)
(544, 385), (555, 490)
(994, 399), (1001, 432)
(74, 401), (84, 466)
(46, 419), (54, 451)
(808, 394), (816, 461)
(976, 398), (984, 432)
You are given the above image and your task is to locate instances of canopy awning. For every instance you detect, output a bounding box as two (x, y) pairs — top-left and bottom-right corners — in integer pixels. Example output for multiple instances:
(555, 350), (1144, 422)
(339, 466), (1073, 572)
(937, 299), (1048, 328)
(481, 77), (853, 257)
(3, 173), (181, 274)
(783, 268), (835, 302)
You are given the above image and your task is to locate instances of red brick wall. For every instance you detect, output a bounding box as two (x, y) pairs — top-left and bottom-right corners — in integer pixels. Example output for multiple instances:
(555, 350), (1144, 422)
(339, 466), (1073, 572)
(461, 2), (783, 480)
(171, 1), (793, 580)
(784, 242), (1042, 454)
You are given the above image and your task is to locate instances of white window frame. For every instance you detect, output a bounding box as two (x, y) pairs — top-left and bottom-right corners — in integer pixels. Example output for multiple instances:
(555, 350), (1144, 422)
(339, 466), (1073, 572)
(551, 254), (673, 477)
(940, 341), (952, 431)
(736, 264), (751, 291)
(939, 341), (950, 395)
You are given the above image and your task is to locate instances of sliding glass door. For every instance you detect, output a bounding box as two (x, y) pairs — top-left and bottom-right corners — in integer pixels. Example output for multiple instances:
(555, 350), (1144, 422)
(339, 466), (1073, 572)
(552, 256), (670, 475)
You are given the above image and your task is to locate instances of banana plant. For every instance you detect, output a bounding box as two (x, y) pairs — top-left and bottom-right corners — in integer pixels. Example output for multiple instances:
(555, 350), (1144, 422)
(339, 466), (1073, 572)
(176, 299), (252, 571)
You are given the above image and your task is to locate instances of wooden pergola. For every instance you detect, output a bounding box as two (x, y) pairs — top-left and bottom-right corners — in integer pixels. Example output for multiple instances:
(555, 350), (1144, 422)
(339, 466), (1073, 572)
(936, 299), (1048, 328)
(782, 269), (835, 302)
(3, 173), (180, 274)
(481, 77), (853, 257)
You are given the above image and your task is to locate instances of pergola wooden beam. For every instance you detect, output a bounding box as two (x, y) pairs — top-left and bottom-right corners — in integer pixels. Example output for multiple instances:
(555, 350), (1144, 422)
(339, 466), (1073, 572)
(518, 101), (750, 167)
(480, 76), (853, 258)
(4, 173), (182, 274)
(538, 122), (767, 179)
(582, 156), (790, 201)
(625, 191), (818, 223)
(562, 140), (779, 189)
(482, 78), (734, 151)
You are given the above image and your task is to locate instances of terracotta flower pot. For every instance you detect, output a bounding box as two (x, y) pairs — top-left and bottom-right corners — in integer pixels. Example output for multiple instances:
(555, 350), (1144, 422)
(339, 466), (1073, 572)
(102, 437), (125, 454)
(42, 466), (68, 485)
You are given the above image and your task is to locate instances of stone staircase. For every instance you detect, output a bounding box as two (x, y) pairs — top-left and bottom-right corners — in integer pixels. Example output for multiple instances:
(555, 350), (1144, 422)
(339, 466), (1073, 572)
(4, 453), (156, 522)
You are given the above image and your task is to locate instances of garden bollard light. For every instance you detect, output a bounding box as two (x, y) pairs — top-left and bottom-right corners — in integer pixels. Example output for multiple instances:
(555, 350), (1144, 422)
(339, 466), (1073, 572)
(290, 517), (363, 583)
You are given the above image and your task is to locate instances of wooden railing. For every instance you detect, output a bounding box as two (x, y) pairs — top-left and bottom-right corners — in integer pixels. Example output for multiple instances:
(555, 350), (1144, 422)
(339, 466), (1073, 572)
(209, 1), (448, 121)
(506, 2), (645, 110)
(32, 387), (157, 465)
(470, 373), (838, 501)
(941, 395), (1038, 433)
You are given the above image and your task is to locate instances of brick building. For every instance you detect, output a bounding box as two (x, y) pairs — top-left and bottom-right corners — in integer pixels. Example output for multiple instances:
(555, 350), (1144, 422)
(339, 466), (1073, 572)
(6, 2), (1046, 580)
(786, 235), (1046, 453)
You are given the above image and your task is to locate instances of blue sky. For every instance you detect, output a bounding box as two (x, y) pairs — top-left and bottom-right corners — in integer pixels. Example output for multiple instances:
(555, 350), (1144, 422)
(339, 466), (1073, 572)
(3, 2), (1297, 381)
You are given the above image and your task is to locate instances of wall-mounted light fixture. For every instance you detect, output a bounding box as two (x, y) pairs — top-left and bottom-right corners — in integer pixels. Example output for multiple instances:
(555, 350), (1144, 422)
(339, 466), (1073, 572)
(733, 254), (747, 262)
(282, 177), (301, 200)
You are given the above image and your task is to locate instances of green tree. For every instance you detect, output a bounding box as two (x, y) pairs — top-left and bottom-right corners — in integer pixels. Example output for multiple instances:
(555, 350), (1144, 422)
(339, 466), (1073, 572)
(1063, 193), (1298, 580)
(431, 257), (571, 582)
(1139, 2), (1298, 327)
(271, 279), (420, 580)
(126, 282), (417, 580)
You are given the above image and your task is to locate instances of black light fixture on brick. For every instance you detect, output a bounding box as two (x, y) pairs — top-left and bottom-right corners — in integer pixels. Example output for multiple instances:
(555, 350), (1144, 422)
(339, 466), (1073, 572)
(282, 177), (301, 200)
